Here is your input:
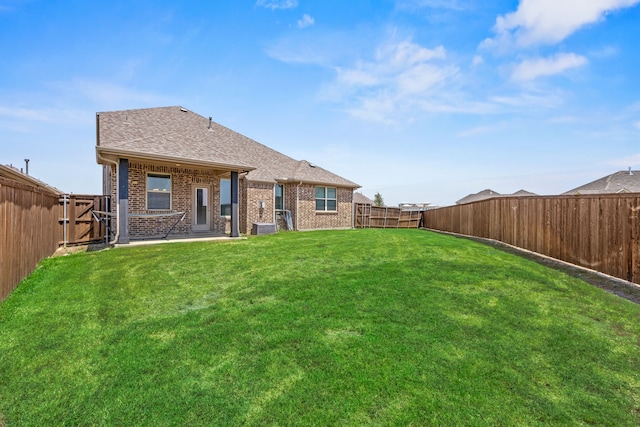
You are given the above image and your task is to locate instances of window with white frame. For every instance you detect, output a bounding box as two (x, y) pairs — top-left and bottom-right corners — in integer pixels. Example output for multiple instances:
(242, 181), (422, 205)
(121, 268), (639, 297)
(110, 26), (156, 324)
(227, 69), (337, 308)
(275, 184), (284, 211)
(315, 186), (337, 211)
(147, 173), (171, 210)
(220, 178), (231, 216)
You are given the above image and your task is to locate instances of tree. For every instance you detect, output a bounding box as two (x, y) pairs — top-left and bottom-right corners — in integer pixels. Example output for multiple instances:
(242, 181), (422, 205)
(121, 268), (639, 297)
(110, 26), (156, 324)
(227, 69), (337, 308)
(373, 192), (384, 207)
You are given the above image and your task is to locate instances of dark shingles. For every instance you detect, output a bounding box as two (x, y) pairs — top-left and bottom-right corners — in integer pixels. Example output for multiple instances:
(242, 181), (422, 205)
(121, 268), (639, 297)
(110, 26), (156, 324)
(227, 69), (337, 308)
(97, 106), (359, 188)
(563, 170), (640, 195)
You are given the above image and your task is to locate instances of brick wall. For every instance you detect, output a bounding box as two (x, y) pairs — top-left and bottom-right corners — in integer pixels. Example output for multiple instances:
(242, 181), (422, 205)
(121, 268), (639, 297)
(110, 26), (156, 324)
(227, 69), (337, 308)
(243, 181), (275, 234)
(104, 164), (354, 237)
(106, 161), (227, 238)
(296, 184), (353, 230)
(284, 183), (298, 230)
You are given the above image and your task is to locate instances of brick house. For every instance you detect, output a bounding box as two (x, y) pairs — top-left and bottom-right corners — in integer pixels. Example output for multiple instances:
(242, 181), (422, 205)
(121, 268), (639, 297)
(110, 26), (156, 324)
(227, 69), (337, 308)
(96, 106), (359, 243)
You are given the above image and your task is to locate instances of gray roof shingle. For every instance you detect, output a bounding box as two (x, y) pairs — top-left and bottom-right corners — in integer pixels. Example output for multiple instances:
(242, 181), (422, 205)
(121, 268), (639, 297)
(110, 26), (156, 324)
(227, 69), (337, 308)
(97, 106), (359, 188)
(455, 188), (537, 204)
(562, 170), (640, 195)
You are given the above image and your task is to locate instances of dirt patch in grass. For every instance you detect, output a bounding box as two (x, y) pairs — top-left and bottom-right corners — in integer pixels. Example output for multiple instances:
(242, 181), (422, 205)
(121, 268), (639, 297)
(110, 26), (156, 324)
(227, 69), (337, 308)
(52, 242), (110, 257)
(428, 229), (640, 305)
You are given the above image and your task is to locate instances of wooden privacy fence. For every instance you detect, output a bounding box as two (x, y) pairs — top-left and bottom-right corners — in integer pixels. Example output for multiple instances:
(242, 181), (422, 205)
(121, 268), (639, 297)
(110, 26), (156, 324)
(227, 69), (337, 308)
(1, 177), (61, 302)
(1, 179), (107, 302)
(422, 194), (640, 284)
(354, 204), (422, 228)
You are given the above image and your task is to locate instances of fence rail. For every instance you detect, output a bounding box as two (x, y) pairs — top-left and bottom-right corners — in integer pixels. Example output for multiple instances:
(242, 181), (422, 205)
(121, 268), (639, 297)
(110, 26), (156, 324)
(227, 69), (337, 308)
(422, 194), (640, 284)
(0, 177), (61, 301)
(354, 204), (422, 228)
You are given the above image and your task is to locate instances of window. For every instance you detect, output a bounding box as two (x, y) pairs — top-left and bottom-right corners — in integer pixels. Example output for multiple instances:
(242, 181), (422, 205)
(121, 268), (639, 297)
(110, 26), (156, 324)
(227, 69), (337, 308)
(275, 184), (284, 211)
(220, 178), (231, 216)
(315, 186), (337, 211)
(147, 173), (171, 210)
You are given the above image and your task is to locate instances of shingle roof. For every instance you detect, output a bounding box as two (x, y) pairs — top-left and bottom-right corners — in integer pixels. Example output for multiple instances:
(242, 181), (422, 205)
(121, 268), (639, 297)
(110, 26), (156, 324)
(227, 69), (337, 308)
(455, 188), (538, 204)
(97, 106), (359, 188)
(510, 189), (537, 197)
(353, 192), (373, 205)
(562, 170), (640, 195)
(456, 189), (500, 205)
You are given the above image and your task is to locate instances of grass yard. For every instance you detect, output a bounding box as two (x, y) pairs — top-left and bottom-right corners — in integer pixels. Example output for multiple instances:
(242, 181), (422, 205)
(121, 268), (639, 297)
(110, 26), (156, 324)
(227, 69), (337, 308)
(1, 228), (639, 426)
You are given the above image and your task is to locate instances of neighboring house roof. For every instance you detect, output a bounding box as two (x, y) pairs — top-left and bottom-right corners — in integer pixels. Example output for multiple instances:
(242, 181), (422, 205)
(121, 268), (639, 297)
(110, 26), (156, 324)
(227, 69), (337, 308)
(562, 170), (640, 195)
(456, 189), (500, 205)
(456, 188), (538, 205)
(353, 192), (374, 205)
(97, 106), (359, 188)
(510, 189), (537, 197)
(0, 164), (63, 195)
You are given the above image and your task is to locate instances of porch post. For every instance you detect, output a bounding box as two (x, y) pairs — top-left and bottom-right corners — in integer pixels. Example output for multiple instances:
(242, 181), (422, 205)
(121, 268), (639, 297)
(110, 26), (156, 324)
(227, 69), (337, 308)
(231, 171), (240, 237)
(118, 158), (130, 244)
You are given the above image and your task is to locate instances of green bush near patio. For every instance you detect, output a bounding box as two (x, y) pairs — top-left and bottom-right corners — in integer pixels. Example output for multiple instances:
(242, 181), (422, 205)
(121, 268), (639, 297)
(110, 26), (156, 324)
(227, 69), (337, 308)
(1, 229), (639, 426)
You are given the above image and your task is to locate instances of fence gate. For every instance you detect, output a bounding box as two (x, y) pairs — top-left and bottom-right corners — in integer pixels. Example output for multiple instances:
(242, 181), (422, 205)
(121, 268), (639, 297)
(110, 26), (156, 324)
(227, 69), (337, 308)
(60, 195), (107, 246)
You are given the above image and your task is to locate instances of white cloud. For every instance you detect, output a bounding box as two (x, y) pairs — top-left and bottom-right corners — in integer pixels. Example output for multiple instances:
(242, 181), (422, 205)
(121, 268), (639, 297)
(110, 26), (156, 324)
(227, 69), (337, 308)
(0, 105), (90, 133)
(545, 115), (581, 124)
(511, 53), (588, 82)
(256, 0), (298, 10)
(396, 0), (476, 11)
(40, 79), (168, 113)
(608, 153), (640, 168)
(457, 125), (499, 137)
(265, 30), (357, 66)
(490, 90), (564, 109)
(323, 38), (458, 123)
(483, 0), (640, 49)
(471, 55), (484, 67)
(297, 14), (314, 29)
(336, 67), (379, 87)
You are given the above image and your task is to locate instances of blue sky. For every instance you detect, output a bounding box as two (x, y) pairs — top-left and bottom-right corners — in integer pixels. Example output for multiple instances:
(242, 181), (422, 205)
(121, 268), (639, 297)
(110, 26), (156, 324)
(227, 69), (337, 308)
(1, 0), (639, 206)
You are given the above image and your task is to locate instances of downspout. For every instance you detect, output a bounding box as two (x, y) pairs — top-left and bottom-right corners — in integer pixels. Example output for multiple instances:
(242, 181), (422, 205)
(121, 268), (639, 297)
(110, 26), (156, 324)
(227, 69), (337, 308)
(96, 151), (120, 245)
(351, 193), (355, 229)
(96, 113), (120, 245)
(295, 181), (302, 231)
(273, 183), (277, 225)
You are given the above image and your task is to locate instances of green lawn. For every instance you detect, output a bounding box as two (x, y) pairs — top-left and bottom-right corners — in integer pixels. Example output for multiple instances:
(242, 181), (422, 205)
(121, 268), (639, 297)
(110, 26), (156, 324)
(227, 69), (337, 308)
(1, 228), (639, 426)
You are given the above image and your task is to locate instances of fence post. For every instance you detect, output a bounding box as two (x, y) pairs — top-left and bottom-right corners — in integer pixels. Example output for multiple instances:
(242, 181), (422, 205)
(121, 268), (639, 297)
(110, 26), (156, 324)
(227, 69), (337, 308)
(62, 194), (68, 248)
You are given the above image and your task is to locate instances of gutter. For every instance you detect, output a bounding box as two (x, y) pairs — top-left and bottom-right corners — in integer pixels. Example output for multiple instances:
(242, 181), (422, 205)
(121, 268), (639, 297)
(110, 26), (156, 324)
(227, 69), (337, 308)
(96, 146), (256, 173)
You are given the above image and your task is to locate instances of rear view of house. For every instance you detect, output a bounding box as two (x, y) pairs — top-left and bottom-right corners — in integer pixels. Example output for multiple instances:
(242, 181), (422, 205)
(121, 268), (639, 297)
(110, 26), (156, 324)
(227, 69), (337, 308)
(96, 106), (359, 243)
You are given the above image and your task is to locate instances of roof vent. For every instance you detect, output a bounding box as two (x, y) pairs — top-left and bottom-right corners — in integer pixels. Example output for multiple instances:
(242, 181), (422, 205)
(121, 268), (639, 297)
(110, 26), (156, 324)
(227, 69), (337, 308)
(180, 107), (188, 112)
(629, 167), (633, 176)
(208, 117), (212, 130)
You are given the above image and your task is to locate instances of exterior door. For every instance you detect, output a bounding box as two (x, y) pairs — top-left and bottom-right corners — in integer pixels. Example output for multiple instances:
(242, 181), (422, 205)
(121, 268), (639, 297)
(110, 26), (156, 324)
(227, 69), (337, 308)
(193, 186), (210, 232)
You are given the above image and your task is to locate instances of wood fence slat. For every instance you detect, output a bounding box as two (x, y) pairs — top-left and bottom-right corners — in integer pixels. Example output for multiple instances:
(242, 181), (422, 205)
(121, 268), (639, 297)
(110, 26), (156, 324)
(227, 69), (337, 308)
(0, 177), (60, 302)
(1, 179), (106, 302)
